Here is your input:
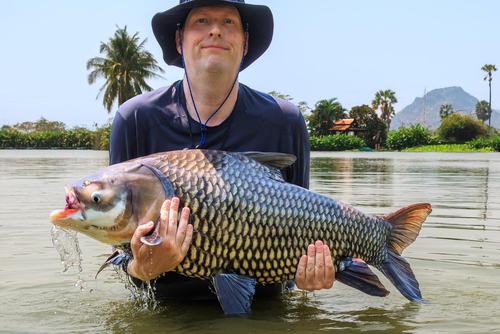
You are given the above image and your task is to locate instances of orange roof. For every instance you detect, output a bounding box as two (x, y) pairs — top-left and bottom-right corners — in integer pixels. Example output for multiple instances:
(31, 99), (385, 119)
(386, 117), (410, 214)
(330, 124), (351, 131)
(329, 119), (364, 131)
(333, 119), (355, 125)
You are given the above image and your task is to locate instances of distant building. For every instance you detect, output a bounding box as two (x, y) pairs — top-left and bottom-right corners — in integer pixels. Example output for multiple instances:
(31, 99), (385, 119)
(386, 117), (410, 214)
(329, 119), (364, 136)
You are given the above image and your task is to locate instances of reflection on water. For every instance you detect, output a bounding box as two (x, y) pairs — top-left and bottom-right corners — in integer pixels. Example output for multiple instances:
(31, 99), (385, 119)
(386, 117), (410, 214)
(0, 150), (499, 333)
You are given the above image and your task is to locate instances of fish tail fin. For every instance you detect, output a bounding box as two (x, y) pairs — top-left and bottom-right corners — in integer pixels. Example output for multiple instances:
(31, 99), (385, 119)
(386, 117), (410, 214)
(376, 203), (432, 303)
(381, 203), (432, 254)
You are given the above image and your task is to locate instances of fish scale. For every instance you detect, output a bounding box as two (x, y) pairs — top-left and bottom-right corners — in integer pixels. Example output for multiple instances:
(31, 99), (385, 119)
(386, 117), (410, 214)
(139, 150), (390, 284)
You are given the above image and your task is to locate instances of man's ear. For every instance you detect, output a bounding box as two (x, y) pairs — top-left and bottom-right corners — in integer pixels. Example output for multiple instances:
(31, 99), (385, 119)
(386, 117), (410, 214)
(175, 30), (181, 55)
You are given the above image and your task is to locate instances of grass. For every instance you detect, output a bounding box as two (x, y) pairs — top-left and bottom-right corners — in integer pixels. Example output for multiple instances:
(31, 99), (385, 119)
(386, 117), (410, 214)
(402, 144), (496, 153)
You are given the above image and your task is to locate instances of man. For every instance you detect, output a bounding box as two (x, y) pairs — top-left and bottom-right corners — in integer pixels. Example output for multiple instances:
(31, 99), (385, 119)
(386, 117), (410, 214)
(109, 0), (335, 300)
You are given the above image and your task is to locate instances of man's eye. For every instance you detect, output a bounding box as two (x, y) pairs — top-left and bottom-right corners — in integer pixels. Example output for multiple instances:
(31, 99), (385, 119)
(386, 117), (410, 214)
(196, 18), (207, 23)
(224, 19), (235, 24)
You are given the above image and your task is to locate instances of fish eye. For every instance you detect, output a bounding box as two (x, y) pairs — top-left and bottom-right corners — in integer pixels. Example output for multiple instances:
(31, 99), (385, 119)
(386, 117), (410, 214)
(91, 192), (102, 204)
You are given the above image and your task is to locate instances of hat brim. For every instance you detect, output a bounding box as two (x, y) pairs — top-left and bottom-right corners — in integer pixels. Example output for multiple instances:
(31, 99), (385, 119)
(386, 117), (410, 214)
(152, 0), (273, 71)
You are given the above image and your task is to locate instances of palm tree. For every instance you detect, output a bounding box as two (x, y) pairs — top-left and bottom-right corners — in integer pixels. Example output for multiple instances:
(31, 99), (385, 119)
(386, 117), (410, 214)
(439, 103), (454, 119)
(87, 26), (165, 113)
(475, 100), (490, 123)
(481, 64), (497, 127)
(307, 98), (346, 136)
(372, 89), (398, 132)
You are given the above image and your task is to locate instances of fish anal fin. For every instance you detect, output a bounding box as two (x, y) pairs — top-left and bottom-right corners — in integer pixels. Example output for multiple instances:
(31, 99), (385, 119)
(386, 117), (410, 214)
(381, 203), (432, 254)
(336, 258), (390, 297)
(212, 274), (256, 315)
(375, 249), (427, 303)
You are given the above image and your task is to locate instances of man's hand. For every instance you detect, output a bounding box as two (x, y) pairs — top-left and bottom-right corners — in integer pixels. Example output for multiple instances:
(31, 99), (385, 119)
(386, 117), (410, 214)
(294, 240), (335, 291)
(127, 197), (193, 281)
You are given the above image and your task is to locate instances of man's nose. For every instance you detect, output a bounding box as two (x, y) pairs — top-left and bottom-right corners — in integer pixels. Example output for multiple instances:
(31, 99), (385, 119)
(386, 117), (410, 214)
(208, 22), (222, 37)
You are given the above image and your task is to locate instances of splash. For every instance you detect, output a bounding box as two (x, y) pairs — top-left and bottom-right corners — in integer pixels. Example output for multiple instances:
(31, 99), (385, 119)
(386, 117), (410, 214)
(114, 264), (159, 311)
(51, 225), (88, 291)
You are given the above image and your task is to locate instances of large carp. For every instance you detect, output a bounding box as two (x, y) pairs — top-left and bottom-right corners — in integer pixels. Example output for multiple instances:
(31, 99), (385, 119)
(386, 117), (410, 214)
(49, 149), (431, 314)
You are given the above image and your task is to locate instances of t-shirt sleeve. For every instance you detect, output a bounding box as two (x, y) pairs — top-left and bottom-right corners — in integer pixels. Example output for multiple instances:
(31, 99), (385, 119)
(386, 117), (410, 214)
(109, 109), (137, 165)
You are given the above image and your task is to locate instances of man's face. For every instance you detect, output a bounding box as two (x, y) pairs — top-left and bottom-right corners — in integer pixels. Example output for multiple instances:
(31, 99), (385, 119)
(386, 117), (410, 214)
(176, 5), (248, 74)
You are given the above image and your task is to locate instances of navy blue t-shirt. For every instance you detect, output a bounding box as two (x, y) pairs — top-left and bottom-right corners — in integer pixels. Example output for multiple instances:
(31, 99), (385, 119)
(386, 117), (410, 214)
(110, 80), (309, 188)
(109, 80), (310, 299)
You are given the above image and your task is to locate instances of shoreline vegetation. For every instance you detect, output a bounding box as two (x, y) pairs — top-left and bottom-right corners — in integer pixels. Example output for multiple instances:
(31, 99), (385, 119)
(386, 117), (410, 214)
(1, 129), (498, 153)
(1, 115), (499, 153)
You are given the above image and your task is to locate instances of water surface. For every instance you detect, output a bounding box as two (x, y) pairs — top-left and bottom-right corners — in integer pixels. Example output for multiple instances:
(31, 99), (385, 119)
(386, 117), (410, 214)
(0, 150), (499, 333)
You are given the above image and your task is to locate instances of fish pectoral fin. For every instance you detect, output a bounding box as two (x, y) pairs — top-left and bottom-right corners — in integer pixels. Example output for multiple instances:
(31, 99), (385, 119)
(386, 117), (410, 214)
(140, 217), (162, 246)
(211, 273), (257, 315)
(96, 250), (127, 279)
(335, 258), (390, 297)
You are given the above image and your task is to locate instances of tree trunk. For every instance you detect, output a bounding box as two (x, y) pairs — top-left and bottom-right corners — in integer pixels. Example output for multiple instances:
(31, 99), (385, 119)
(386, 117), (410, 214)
(489, 79), (492, 128)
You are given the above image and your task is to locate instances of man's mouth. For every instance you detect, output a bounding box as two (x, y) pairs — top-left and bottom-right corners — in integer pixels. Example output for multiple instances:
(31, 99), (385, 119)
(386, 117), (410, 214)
(202, 44), (228, 51)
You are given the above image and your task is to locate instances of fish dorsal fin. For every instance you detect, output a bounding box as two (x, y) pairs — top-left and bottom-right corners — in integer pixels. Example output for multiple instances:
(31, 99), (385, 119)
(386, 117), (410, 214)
(381, 203), (432, 254)
(239, 151), (297, 169)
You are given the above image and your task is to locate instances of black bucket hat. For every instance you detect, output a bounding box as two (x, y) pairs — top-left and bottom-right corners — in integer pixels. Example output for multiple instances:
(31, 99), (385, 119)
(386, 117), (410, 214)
(152, 0), (273, 71)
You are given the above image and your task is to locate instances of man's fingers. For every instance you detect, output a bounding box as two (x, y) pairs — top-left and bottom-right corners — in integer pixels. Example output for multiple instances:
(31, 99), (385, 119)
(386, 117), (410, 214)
(314, 240), (325, 288)
(294, 254), (308, 288)
(324, 245), (335, 288)
(180, 224), (193, 256)
(167, 197), (180, 239)
(176, 207), (190, 247)
(131, 221), (154, 251)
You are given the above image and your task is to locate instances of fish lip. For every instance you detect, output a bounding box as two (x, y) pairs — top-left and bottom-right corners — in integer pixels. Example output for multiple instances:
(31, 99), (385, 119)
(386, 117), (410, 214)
(50, 186), (83, 223)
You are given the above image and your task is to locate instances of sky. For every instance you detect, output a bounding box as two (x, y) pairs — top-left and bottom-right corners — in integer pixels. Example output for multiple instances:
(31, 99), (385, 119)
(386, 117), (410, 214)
(1, 0), (499, 129)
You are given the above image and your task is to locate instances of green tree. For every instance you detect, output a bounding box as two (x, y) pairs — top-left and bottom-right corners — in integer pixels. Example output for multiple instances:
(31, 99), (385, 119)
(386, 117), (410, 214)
(475, 100), (490, 122)
(372, 89), (398, 132)
(439, 103), (453, 119)
(87, 26), (165, 113)
(481, 64), (497, 127)
(349, 105), (387, 144)
(307, 98), (346, 137)
(268, 91), (311, 115)
(437, 113), (488, 142)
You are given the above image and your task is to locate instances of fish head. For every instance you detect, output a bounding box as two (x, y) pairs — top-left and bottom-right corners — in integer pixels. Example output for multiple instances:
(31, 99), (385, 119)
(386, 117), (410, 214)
(49, 162), (169, 246)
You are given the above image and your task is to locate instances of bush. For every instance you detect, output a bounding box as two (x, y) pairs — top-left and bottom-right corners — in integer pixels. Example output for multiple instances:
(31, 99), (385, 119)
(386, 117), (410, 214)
(0, 126), (110, 150)
(467, 136), (500, 151)
(437, 113), (488, 142)
(309, 134), (366, 151)
(492, 137), (500, 151)
(386, 124), (437, 150)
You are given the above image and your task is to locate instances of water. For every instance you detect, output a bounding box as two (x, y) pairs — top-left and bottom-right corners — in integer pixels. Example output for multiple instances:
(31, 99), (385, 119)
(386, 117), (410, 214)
(0, 150), (499, 333)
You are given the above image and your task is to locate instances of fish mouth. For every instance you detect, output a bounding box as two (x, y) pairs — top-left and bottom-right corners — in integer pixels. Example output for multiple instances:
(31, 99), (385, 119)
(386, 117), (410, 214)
(49, 186), (84, 223)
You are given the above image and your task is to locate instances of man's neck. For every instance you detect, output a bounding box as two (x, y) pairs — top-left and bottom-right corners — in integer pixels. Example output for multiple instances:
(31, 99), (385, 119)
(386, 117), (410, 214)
(182, 71), (239, 127)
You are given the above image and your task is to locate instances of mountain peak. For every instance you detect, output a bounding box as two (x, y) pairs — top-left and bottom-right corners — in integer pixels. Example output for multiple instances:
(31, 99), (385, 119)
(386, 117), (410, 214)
(391, 86), (497, 130)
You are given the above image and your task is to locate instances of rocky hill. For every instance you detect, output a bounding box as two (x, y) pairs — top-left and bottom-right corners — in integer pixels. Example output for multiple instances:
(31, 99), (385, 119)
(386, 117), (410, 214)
(391, 86), (499, 130)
